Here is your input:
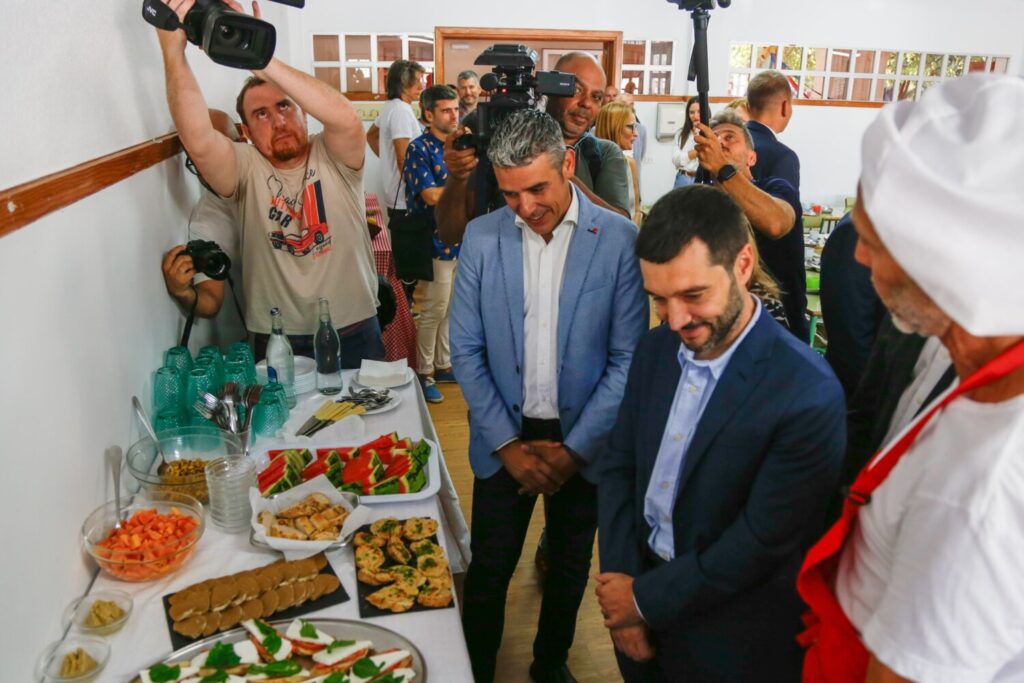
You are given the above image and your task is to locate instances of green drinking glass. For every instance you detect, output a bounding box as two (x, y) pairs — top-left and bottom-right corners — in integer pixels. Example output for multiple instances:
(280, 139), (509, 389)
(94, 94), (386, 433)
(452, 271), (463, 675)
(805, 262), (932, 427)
(153, 366), (184, 415)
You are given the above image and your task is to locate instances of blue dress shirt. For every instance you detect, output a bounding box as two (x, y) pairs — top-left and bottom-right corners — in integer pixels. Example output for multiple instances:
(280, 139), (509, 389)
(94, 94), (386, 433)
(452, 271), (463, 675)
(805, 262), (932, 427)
(644, 298), (762, 560)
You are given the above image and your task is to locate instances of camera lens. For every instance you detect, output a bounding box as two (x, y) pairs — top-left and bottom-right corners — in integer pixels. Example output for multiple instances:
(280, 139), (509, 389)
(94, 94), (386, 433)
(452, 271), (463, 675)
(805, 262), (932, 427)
(218, 24), (243, 48)
(202, 252), (231, 280)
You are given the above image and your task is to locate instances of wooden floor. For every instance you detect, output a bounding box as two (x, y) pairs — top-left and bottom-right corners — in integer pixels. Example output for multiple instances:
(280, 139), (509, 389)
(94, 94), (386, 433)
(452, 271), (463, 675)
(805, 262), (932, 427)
(427, 383), (622, 683)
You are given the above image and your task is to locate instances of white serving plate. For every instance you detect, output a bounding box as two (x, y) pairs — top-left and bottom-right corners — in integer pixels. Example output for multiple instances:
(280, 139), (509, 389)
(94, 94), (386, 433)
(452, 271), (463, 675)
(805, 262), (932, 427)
(253, 438), (442, 504)
(132, 618), (427, 682)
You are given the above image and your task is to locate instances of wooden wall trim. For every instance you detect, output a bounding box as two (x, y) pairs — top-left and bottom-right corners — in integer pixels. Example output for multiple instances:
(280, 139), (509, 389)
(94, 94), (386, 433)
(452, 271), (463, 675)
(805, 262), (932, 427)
(0, 132), (183, 240)
(636, 94), (884, 108)
(434, 26), (622, 88)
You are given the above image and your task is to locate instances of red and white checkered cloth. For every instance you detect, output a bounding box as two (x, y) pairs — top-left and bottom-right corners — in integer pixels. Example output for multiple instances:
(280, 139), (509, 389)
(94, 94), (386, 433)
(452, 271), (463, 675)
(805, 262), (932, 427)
(366, 193), (417, 369)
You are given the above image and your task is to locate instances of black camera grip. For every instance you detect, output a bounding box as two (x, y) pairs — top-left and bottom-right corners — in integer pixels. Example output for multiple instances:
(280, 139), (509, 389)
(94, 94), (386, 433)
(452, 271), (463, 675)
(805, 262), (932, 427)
(141, 0), (182, 31)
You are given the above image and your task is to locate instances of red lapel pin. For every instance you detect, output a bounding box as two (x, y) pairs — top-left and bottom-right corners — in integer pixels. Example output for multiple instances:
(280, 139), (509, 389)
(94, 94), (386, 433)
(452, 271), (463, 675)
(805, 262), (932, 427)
(588, 227), (599, 234)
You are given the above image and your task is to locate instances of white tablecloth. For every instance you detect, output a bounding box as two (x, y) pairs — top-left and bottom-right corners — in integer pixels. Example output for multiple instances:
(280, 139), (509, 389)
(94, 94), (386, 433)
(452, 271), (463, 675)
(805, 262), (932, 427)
(95, 498), (472, 682)
(91, 370), (473, 682)
(255, 370), (471, 574)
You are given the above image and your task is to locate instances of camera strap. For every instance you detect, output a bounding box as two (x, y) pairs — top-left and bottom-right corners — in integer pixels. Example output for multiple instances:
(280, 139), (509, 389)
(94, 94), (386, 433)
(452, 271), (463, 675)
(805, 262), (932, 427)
(178, 275), (248, 349)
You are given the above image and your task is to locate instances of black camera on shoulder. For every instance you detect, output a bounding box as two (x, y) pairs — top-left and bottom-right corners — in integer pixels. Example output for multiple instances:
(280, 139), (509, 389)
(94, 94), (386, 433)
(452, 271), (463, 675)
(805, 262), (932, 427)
(141, 0), (304, 70)
(453, 44), (576, 153)
(185, 239), (231, 281)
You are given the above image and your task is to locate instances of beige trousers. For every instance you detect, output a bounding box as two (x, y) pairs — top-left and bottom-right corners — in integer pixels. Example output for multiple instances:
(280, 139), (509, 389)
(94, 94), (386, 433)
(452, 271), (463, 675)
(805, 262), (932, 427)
(416, 258), (457, 376)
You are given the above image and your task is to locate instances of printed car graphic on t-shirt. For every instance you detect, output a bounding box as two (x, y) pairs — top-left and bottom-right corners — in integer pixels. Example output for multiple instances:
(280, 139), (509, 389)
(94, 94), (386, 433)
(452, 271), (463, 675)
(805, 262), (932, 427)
(266, 179), (333, 257)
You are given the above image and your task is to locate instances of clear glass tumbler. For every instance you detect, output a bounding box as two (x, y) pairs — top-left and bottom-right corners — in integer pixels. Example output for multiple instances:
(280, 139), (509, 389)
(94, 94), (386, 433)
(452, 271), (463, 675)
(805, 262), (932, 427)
(205, 456), (255, 532)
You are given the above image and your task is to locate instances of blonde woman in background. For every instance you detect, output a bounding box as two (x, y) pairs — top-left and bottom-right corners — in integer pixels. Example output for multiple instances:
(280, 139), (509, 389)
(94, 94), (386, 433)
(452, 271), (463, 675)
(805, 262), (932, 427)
(726, 97), (751, 122)
(672, 95), (700, 187)
(595, 101), (643, 223)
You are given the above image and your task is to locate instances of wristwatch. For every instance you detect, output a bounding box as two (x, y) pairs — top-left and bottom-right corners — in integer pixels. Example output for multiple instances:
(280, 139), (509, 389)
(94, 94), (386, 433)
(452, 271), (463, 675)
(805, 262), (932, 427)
(717, 163), (737, 184)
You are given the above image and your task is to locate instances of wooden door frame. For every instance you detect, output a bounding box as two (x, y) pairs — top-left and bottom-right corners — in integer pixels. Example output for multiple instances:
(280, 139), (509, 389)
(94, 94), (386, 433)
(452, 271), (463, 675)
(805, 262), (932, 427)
(434, 26), (622, 89)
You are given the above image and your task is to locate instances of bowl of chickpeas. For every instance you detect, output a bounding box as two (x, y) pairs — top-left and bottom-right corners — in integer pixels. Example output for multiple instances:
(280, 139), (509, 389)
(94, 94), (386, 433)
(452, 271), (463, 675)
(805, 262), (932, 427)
(126, 425), (244, 504)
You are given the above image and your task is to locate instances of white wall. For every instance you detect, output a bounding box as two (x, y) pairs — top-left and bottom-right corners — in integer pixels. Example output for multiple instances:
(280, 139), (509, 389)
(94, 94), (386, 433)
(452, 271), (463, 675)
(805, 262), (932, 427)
(0, 2), (296, 679)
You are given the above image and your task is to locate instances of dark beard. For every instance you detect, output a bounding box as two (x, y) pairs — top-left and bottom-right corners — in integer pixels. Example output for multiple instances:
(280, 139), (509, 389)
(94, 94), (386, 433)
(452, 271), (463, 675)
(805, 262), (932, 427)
(683, 277), (746, 356)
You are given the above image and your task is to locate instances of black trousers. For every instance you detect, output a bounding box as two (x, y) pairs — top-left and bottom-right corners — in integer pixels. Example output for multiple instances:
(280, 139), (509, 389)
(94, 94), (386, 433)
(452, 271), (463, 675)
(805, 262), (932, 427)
(461, 418), (598, 683)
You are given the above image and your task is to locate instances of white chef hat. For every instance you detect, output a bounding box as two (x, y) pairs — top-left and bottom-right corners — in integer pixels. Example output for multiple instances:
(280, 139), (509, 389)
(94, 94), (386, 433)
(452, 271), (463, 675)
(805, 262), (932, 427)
(860, 75), (1024, 336)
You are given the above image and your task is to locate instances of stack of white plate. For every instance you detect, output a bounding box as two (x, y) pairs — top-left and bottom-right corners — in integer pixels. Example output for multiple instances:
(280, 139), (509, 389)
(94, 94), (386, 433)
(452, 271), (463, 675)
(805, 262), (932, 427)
(255, 356), (316, 394)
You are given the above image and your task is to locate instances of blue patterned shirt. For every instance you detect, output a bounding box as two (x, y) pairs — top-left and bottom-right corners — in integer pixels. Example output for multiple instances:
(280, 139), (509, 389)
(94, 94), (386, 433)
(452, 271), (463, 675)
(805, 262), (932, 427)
(403, 131), (460, 261)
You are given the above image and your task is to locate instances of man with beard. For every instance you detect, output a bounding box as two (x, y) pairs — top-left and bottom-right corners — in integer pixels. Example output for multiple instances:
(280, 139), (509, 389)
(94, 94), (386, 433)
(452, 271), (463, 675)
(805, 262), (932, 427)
(695, 108), (808, 342)
(153, 0), (381, 362)
(435, 52), (630, 245)
(596, 184), (845, 681)
(457, 69), (481, 121)
(402, 85), (461, 402)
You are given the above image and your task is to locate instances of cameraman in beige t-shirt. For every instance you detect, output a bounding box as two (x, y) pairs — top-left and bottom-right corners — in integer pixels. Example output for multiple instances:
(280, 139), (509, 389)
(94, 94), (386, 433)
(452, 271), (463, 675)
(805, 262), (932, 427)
(157, 0), (381, 364)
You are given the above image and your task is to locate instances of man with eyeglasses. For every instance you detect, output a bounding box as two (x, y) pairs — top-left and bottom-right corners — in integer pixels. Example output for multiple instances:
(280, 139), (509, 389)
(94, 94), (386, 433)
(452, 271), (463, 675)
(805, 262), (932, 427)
(434, 52), (631, 245)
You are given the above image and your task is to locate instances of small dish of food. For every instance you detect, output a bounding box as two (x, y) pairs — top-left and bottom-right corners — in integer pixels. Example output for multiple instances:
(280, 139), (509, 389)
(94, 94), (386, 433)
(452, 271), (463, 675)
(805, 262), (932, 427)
(35, 637), (109, 682)
(63, 589), (133, 636)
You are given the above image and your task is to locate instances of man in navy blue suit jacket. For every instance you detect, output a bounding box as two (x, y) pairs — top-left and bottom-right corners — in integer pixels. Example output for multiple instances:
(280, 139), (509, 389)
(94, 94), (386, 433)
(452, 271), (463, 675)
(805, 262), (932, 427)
(451, 110), (648, 683)
(596, 185), (845, 682)
(746, 70), (801, 197)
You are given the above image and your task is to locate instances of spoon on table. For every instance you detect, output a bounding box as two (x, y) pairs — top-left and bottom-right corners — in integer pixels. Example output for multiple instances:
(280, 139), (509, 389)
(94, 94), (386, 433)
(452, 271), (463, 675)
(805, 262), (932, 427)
(106, 445), (125, 530)
(132, 395), (169, 472)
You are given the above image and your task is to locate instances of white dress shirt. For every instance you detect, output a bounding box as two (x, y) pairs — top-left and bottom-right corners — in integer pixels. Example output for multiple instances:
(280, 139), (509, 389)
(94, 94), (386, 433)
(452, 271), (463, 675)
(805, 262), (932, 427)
(516, 185), (580, 419)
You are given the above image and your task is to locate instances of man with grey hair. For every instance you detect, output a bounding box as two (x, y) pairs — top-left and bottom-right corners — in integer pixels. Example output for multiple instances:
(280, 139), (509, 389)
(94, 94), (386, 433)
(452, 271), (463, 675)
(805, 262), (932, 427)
(694, 108), (807, 341)
(456, 69), (481, 120)
(450, 108), (647, 683)
(746, 70), (800, 194)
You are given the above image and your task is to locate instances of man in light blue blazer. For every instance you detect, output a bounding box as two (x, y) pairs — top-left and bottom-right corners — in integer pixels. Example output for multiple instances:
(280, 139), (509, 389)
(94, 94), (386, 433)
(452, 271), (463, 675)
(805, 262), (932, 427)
(450, 109), (648, 683)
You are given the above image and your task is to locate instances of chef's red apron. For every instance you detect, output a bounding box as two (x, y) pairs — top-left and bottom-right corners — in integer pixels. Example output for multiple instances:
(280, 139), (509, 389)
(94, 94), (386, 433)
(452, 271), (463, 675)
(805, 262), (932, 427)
(796, 340), (1024, 682)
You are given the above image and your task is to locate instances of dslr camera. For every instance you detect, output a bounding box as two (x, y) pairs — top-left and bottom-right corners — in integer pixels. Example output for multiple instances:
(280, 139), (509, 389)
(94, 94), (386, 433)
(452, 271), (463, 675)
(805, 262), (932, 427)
(142, 0), (305, 70)
(184, 240), (232, 281)
(454, 44), (576, 152)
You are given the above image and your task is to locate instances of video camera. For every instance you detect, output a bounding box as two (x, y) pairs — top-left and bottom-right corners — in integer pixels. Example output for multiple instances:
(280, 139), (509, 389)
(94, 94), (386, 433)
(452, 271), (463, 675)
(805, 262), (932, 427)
(142, 0), (305, 70)
(453, 44), (576, 152)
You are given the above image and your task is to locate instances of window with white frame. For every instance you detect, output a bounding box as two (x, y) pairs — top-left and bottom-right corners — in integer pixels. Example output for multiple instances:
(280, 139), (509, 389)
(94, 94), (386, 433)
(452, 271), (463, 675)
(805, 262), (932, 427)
(728, 43), (1010, 102)
(620, 40), (676, 96)
(312, 33), (435, 94)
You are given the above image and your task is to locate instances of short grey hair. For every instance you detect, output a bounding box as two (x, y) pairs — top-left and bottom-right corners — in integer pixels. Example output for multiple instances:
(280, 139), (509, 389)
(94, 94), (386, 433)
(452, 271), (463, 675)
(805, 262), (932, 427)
(710, 109), (756, 151)
(457, 70), (479, 83)
(487, 109), (566, 169)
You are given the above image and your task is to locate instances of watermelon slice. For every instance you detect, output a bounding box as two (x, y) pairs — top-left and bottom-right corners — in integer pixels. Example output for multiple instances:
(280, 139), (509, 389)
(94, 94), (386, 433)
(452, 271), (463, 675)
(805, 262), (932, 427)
(397, 466), (427, 493)
(410, 440), (431, 468)
(358, 433), (399, 451)
(302, 452), (342, 480)
(367, 476), (401, 496)
(342, 452), (385, 486)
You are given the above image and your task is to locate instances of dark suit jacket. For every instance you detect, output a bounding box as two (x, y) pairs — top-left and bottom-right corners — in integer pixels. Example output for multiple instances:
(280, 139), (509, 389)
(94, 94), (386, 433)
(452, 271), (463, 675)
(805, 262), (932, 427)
(842, 316), (955, 488)
(748, 120), (801, 197)
(821, 215), (885, 397)
(599, 311), (846, 680)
